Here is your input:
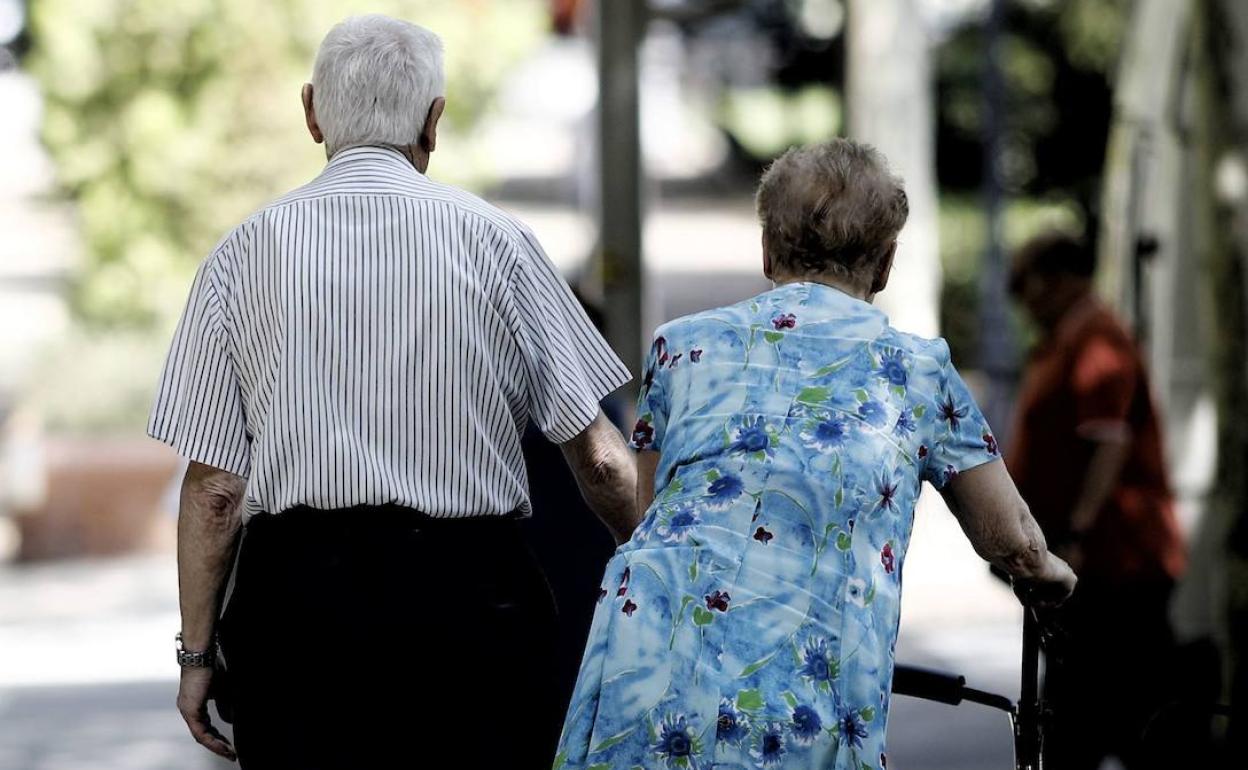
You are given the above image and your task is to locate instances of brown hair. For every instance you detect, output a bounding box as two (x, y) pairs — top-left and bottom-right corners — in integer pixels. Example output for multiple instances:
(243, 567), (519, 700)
(756, 139), (909, 281)
(1008, 230), (1096, 295)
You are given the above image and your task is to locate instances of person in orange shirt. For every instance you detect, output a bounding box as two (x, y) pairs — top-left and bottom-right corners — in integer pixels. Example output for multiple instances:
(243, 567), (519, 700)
(1007, 231), (1186, 769)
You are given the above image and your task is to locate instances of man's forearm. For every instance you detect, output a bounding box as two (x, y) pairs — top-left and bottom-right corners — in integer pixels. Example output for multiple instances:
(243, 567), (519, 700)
(561, 411), (640, 544)
(1069, 438), (1131, 534)
(580, 448), (638, 544)
(177, 462), (246, 650)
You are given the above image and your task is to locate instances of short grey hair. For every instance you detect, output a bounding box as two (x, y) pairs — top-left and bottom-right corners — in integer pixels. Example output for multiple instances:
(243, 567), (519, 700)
(756, 139), (908, 281)
(312, 15), (445, 156)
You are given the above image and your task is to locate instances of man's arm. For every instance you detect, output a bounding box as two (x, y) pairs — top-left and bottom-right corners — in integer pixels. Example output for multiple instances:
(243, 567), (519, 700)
(1064, 333), (1137, 560)
(559, 409), (639, 544)
(176, 460), (246, 762)
(1068, 427), (1132, 534)
(636, 449), (660, 518)
(940, 460), (1077, 606)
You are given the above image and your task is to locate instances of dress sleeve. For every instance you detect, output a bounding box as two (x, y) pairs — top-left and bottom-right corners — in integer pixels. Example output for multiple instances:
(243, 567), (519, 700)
(629, 331), (670, 452)
(147, 260), (251, 477)
(508, 225), (632, 443)
(921, 346), (1001, 489)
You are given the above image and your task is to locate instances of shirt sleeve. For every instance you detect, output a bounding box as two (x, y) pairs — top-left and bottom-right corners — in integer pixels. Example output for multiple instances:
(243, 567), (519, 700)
(147, 260), (251, 477)
(922, 346), (1001, 489)
(509, 226), (632, 443)
(1070, 334), (1136, 430)
(629, 331), (670, 452)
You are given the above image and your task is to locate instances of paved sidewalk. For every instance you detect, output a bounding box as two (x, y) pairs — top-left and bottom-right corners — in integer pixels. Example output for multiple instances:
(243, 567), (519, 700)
(0, 500), (1029, 769)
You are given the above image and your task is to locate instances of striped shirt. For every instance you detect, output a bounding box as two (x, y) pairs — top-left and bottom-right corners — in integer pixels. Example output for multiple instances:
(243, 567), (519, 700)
(148, 146), (631, 520)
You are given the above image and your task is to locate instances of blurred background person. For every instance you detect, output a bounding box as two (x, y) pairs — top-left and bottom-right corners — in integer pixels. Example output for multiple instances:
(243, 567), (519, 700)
(1006, 230), (1186, 769)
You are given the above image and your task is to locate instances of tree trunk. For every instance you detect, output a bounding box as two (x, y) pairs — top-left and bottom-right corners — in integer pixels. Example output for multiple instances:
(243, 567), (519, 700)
(1194, 0), (1248, 752)
(595, 0), (645, 401)
(845, 0), (940, 339)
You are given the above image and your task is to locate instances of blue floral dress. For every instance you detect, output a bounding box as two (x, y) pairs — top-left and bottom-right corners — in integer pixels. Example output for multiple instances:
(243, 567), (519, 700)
(553, 282), (1000, 770)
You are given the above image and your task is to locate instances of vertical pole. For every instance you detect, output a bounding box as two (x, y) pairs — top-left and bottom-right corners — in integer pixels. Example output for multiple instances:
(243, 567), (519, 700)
(977, 0), (1016, 441)
(597, 0), (645, 407)
(1017, 609), (1042, 769)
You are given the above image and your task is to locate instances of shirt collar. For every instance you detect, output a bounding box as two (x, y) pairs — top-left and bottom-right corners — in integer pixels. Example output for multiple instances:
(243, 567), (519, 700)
(1050, 293), (1105, 349)
(323, 145), (423, 176)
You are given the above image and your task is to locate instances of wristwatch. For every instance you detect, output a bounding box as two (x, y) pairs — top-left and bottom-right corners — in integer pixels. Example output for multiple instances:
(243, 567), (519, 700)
(175, 632), (217, 669)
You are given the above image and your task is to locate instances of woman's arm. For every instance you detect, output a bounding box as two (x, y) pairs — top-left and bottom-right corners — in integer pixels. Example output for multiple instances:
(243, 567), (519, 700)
(939, 460), (1077, 606)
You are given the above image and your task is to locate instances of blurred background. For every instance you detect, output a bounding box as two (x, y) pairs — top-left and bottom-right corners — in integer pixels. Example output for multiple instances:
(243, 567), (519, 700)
(0, 0), (1243, 768)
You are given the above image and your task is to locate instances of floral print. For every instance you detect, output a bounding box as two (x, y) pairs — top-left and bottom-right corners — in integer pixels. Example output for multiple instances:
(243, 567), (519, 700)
(653, 714), (701, 768)
(772, 313), (798, 330)
(632, 418), (655, 449)
(838, 708), (870, 749)
(877, 349), (909, 387)
(753, 722), (788, 765)
(790, 704), (823, 744)
(732, 417), (772, 454)
(554, 282), (998, 770)
(718, 698), (752, 745)
(881, 542), (896, 574)
(857, 400), (889, 428)
(800, 416), (849, 452)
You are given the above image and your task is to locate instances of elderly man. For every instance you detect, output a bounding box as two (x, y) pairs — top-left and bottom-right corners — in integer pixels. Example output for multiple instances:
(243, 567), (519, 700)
(149, 16), (637, 770)
(1007, 231), (1185, 769)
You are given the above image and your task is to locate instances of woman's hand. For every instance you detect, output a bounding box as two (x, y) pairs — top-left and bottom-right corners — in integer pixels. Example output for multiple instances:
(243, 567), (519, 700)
(1013, 551), (1077, 608)
(940, 460), (1076, 608)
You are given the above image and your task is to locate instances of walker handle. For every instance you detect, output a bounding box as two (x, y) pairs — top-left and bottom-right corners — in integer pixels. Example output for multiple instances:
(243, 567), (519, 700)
(892, 665), (967, 706)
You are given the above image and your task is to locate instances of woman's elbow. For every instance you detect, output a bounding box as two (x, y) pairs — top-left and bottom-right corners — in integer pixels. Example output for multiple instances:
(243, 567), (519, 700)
(990, 502), (1048, 578)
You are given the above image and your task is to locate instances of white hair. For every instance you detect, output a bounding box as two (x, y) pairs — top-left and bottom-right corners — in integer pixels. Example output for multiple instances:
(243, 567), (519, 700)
(312, 15), (445, 156)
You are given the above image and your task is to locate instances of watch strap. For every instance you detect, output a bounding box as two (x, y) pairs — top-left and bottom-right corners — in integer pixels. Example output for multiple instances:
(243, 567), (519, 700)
(176, 632), (218, 669)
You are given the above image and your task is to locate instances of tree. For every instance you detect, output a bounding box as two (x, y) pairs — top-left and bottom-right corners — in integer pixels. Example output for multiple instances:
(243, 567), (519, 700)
(29, 0), (545, 328)
(1193, 0), (1248, 753)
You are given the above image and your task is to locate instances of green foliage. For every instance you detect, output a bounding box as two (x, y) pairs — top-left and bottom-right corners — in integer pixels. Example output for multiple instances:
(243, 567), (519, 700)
(1055, 0), (1130, 73)
(937, 194), (1084, 365)
(936, 0), (1131, 196)
(29, 0), (545, 328)
(718, 85), (842, 160)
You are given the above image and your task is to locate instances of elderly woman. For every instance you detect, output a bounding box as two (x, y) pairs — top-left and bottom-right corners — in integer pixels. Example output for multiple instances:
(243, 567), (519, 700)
(553, 140), (1075, 770)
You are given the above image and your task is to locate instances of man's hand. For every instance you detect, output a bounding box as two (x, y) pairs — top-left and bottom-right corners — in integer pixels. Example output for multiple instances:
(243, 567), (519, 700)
(177, 667), (236, 761)
(176, 461), (244, 759)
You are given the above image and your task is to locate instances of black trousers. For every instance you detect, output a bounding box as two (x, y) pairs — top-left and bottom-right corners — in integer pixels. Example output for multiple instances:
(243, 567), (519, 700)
(1042, 579), (1175, 770)
(217, 506), (559, 770)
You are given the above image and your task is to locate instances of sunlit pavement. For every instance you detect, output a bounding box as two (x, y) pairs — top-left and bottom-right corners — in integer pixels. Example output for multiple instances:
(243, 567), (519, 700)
(0, 499), (1030, 770)
(0, 554), (233, 770)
